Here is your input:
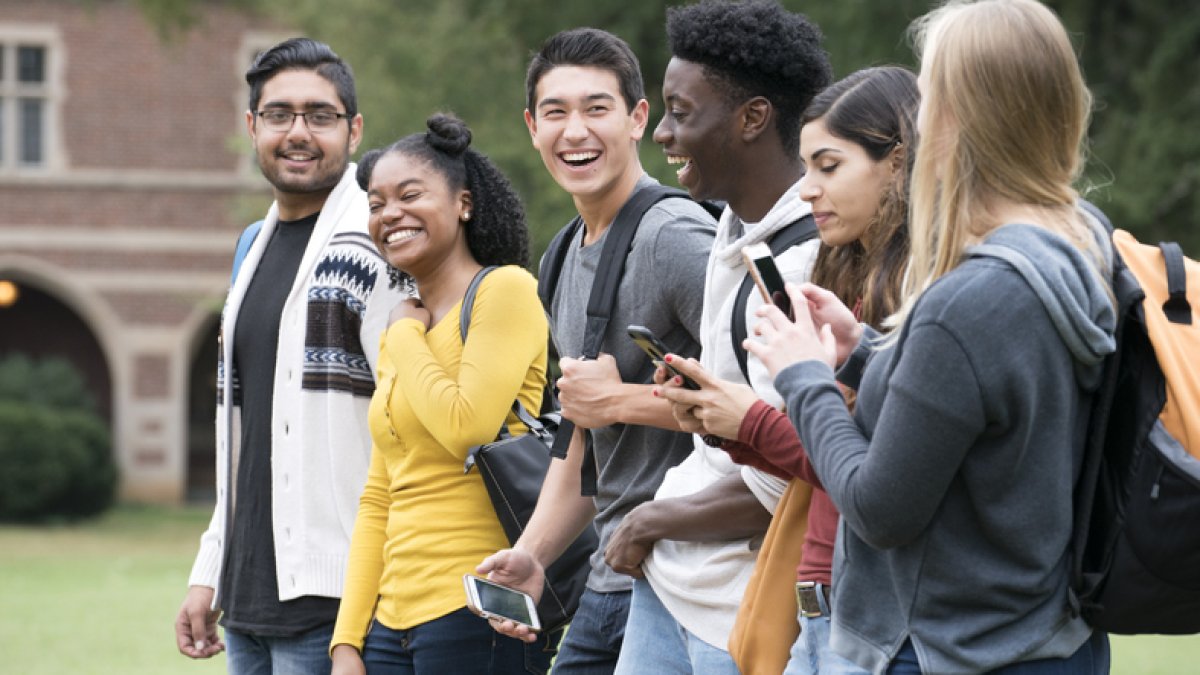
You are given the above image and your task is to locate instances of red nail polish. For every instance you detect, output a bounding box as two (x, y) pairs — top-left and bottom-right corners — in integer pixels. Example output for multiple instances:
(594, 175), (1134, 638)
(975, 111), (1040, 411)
(664, 354), (673, 363)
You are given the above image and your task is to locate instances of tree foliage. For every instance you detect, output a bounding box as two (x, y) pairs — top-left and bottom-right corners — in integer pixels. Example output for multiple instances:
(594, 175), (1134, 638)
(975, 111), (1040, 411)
(144, 0), (1199, 255)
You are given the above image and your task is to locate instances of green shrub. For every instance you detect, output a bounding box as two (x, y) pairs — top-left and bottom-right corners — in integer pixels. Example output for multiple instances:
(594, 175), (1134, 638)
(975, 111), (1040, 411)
(0, 355), (115, 521)
(0, 353), (97, 411)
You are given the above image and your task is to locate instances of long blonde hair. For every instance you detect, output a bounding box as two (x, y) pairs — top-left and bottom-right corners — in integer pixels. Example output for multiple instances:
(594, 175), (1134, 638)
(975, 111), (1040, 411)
(894, 0), (1098, 328)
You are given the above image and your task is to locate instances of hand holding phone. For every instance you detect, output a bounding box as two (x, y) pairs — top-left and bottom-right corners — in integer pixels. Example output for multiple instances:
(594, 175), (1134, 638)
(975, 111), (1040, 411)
(463, 575), (541, 632)
(742, 242), (793, 319)
(627, 325), (700, 390)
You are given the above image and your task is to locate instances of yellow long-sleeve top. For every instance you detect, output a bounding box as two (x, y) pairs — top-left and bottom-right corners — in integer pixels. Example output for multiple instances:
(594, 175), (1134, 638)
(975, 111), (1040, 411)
(331, 265), (548, 650)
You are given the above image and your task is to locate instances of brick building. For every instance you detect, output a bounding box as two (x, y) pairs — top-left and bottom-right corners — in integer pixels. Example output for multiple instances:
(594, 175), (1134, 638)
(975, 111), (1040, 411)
(0, 1), (289, 502)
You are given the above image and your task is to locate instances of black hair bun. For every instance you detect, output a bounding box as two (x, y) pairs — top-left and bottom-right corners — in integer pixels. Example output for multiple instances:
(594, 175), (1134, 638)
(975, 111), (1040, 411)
(425, 113), (472, 156)
(355, 147), (383, 191)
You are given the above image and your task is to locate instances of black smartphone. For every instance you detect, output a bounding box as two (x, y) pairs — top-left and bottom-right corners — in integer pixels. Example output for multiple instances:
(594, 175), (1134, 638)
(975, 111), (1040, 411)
(742, 242), (793, 319)
(626, 325), (701, 390)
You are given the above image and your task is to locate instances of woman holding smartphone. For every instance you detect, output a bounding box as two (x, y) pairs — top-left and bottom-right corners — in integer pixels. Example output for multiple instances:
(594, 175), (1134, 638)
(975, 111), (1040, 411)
(748, 0), (1114, 672)
(658, 65), (917, 675)
(329, 113), (554, 675)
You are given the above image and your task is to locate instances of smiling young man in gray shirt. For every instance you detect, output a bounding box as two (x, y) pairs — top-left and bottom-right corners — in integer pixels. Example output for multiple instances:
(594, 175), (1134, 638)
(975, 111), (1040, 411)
(477, 28), (715, 673)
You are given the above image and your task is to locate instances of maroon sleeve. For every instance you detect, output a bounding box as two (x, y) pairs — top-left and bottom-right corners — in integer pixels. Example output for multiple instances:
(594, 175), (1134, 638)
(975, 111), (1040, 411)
(720, 438), (791, 480)
(723, 400), (824, 488)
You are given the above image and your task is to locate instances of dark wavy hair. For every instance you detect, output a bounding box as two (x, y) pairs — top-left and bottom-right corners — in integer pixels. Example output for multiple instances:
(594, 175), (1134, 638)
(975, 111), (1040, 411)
(805, 66), (918, 329)
(246, 37), (357, 117)
(356, 113), (530, 290)
(665, 0), (832, 156)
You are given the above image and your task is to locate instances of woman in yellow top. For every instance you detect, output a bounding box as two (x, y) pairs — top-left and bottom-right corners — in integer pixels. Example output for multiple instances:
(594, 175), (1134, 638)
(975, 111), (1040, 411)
(330, 113), (552, 675)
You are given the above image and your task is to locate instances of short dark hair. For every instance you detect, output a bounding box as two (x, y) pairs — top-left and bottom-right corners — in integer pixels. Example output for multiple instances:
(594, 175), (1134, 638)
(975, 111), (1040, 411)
(525, 28), (645, 113)
(666, 0), (832, 156)
(356, 114), (530, 289)
(246, 37), (357, 117)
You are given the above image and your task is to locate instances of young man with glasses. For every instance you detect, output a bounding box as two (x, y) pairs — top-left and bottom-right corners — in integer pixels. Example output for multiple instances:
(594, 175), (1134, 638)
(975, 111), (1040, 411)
(174, 37), (405, 674)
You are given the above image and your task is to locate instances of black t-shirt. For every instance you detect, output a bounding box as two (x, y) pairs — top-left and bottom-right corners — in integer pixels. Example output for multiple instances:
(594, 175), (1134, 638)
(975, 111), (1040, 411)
(220, 212), (339, 636)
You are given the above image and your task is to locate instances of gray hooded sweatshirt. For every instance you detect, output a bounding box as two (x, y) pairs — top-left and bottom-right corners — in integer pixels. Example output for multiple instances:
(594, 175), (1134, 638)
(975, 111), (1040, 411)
(775, 222), (1116, 674)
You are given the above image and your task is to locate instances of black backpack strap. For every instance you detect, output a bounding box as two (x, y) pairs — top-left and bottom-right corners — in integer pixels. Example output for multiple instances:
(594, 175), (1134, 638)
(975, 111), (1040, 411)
(1159, 242), (1192, 325)
(1068, 229), (1145, 616)
(550, 183), (691, 495)
(730, 214), (819, 382)
(539, 219), (583, 462)
(538, 217), (583, 313)
(581, 184), (687, 357)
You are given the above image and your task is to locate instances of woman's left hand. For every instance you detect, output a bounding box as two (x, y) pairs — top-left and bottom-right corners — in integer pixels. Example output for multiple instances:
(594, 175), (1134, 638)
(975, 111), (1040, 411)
(655, 356), (760, 441)
(389, 298), (430, 329)
(745, 282), (838, 379)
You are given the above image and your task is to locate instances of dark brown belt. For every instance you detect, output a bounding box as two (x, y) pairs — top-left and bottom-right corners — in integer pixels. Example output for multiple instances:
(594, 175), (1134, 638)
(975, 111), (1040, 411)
(795, 581), (831, 618)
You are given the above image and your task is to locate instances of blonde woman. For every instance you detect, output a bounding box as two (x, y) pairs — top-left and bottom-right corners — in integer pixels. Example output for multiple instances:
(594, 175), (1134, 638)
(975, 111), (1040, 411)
(749, 1), (1115, 672)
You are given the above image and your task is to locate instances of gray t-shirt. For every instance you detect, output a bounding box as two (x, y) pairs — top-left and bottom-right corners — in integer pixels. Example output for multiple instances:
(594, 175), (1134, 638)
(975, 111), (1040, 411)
(542, 177), (716, 591)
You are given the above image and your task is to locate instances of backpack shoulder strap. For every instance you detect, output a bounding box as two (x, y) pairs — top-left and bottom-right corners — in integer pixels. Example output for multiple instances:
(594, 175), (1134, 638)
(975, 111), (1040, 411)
(730, 214), (819, 382)
(580, 183), (688, 357)
(1068, 228), (1146, 616)
(551, 183), (690, 495)
(537, 217), (583, 315)
(230, 219), (264, 284)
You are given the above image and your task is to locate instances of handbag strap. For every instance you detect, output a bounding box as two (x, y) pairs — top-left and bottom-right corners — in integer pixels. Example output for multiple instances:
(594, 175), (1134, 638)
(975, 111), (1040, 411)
(458, 266), (551, 473)
(459, 265), (499, 340)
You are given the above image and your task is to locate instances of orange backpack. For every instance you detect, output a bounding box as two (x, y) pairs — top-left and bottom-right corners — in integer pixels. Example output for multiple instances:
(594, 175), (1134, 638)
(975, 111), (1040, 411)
(1072, 224), (1200, 634)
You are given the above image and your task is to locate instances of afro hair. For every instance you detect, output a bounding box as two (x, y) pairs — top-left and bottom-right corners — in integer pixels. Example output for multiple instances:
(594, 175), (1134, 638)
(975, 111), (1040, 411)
(666, 0), (832, 155)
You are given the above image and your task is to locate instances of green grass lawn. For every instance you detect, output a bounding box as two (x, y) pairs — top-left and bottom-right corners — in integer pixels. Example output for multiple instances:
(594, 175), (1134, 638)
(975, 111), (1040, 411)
(1, 505), (1198, 674)
(0, 505), (226, 675)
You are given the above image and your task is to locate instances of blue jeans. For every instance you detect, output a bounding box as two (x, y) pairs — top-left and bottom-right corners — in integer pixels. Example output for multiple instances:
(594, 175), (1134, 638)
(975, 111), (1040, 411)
(613, 578), (740, 675)
(886, 631), (1111, 674)
(225, 623), (333, 675)
(550, 588), (630, 675)
(361, 608), (556, 674)
(783, 584), (834, 675)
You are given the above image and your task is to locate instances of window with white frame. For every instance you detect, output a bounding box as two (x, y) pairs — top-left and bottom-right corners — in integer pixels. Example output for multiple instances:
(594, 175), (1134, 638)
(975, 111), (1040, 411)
(0, 38), (54, 170)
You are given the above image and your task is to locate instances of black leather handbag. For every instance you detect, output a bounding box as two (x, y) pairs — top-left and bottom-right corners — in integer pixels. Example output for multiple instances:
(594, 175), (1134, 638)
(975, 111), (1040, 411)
(459, 267), (598, 633)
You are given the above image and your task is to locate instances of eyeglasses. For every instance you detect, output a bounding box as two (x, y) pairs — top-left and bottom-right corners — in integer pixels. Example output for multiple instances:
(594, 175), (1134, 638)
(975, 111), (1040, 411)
(254, 109), (352, 133)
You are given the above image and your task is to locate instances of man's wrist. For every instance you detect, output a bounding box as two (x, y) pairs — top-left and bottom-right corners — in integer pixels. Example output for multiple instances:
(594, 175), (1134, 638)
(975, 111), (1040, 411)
(514, 539), (551, 571)
(624, 502), (667, 543)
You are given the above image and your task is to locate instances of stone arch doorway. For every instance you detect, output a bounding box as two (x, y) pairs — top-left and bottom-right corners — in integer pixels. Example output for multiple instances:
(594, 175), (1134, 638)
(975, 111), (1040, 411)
(0, 278), (112, 422)
(186, 315), (219, 501)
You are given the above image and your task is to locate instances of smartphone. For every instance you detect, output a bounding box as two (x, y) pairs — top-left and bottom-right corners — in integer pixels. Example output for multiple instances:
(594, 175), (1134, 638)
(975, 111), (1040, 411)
(627, 325), (700, 390)
(463, 575), (541, 632)
(741, 242), (793, 318)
